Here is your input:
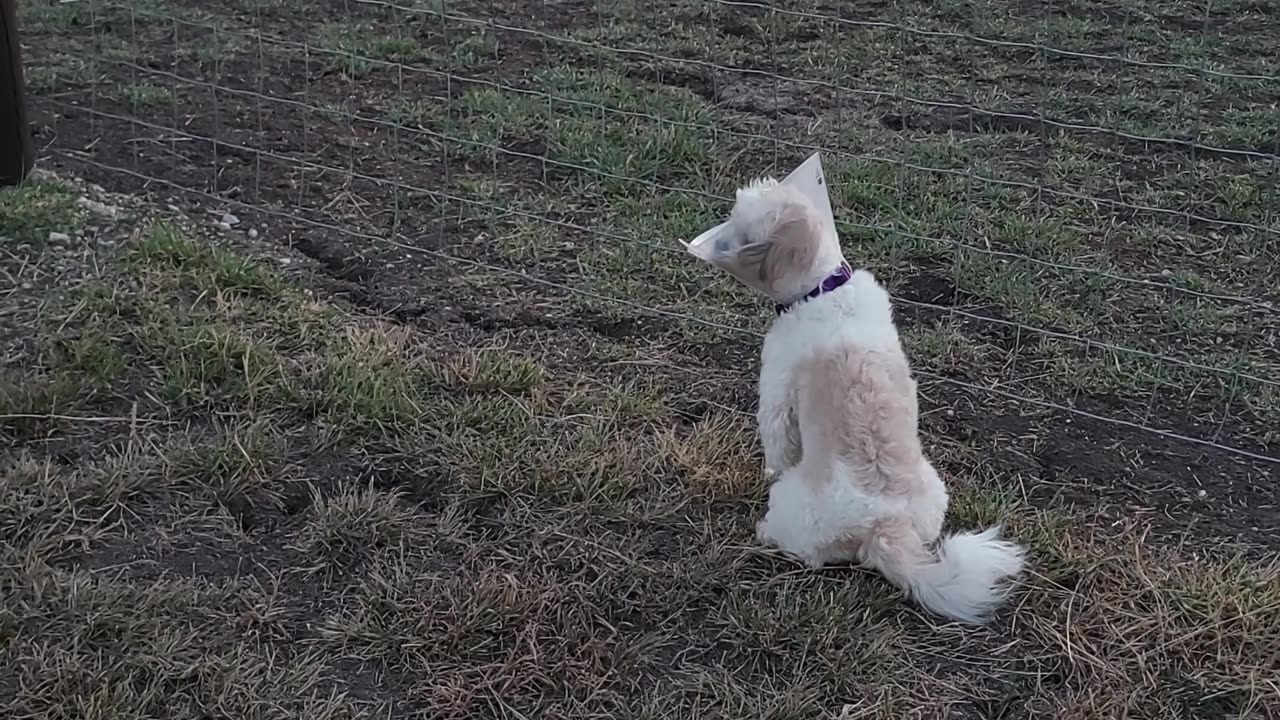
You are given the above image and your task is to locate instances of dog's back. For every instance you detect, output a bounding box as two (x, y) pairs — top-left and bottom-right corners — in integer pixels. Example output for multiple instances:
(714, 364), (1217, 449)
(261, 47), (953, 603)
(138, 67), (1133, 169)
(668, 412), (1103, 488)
(758, 271), (1024, 623)
(772, 271), (925, 497)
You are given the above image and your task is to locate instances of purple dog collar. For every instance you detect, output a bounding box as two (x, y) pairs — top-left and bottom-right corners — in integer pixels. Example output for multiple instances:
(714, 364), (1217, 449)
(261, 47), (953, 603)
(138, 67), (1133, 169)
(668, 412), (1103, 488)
(775, 262), (854, 316)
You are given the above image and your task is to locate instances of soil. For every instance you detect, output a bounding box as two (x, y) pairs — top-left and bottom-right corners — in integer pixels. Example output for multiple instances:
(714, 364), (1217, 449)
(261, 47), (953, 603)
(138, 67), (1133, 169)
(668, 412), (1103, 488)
(20, 0), (1280, 548)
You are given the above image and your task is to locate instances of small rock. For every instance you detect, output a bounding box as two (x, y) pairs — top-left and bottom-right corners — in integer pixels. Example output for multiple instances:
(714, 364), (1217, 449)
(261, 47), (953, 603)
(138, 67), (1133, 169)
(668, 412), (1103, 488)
(215, 221), (232, 231)
(1160, 269), (1173, 277)
(166, 204), (180, 213)
(279, 257), (292, 266)
(1197, 489), (1207, 498)
(77, 197), (118, 218)
(247, 228), (259, 239)
(222, 212), (240, 226)
(48, 231), (71, 244)
(20, 282), (33, 290)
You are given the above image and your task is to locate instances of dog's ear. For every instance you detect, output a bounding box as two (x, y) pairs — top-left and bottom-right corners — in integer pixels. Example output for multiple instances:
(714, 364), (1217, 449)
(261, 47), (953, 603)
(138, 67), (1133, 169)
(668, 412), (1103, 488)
(736, 236), (771, 279)
(752, 200), (820, 285)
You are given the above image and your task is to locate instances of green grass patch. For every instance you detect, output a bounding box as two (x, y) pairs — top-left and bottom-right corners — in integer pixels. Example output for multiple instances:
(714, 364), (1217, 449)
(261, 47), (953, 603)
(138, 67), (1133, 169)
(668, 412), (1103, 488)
(902, 320), (990, 375)
(386, 97), (447, 128)
(0, 370), (98, 441)
(304, 325), (461, 443)
(137, 317), (285, 409)
(316, 23), (427, 77)
(16, 0), (92, 33)
(1, 567), (364, 719)
(452, 67), (714, 191)
(24, 53), (96, 93)
(116, 82), (174, 108)
(131, 222), (290, 297)
(0, 178), (83, 247)
(449, 29), (498, 67)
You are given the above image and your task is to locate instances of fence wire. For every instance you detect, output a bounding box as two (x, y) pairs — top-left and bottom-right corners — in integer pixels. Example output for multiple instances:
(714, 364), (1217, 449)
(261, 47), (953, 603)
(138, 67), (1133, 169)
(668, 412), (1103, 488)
(704, 0), (1280, 83)
(20, 0), (1280, 468)
(117, 7), (1280, 233)
(49, 99), (1280, 396)
(53, 151), (1280, 467)
(59, 42), (1280, 310)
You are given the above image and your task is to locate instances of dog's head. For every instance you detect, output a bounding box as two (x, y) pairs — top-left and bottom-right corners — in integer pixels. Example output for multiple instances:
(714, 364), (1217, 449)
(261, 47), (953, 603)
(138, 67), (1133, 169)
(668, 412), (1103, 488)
(688, 179), (843, 303)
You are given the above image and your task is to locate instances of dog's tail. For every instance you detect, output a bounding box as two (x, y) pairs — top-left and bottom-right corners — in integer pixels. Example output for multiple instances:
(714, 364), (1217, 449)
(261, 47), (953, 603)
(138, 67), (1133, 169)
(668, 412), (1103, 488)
(858, 517), (1024, 624)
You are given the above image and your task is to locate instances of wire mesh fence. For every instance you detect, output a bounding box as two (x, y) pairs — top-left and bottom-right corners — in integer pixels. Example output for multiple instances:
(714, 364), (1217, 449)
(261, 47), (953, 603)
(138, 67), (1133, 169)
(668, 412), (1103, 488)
(17, 0), (1280, 471)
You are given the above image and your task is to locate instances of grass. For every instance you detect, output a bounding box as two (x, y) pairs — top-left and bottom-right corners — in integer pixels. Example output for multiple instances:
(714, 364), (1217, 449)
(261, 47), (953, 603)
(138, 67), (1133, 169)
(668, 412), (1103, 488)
(0, 177), (83, 247)
(316, 23), (427, 77)
(301, 486), (428, 557)
(2, 563), (364, 719)
(429, 54), (1275, 409)
(311, 324), (428, 441)
(23, 53), (97, 93)
(426, 347), (545, 392)
(16, 0), (92, 33)
(385, 97), (446, 128)
(3, 176), (1279, 718)
(8, 0), (1280, 716)
(117, 82), (174, 108)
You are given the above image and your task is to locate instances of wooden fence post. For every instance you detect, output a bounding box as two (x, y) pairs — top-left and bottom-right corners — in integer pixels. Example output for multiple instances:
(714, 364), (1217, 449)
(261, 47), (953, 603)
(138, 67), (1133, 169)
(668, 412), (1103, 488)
(1, 0), (35, 186)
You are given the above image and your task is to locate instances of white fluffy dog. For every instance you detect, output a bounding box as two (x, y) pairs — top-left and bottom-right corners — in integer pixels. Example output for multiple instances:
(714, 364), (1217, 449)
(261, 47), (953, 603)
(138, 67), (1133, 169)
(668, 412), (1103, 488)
(688, 175), (1025, 624)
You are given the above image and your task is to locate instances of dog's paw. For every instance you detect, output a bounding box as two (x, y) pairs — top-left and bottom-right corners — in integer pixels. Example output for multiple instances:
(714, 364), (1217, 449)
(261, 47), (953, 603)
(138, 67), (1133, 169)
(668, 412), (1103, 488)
(802, 553), (827, 570)
(755, 517), (777, 547)
(755, 518), (769, 542)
